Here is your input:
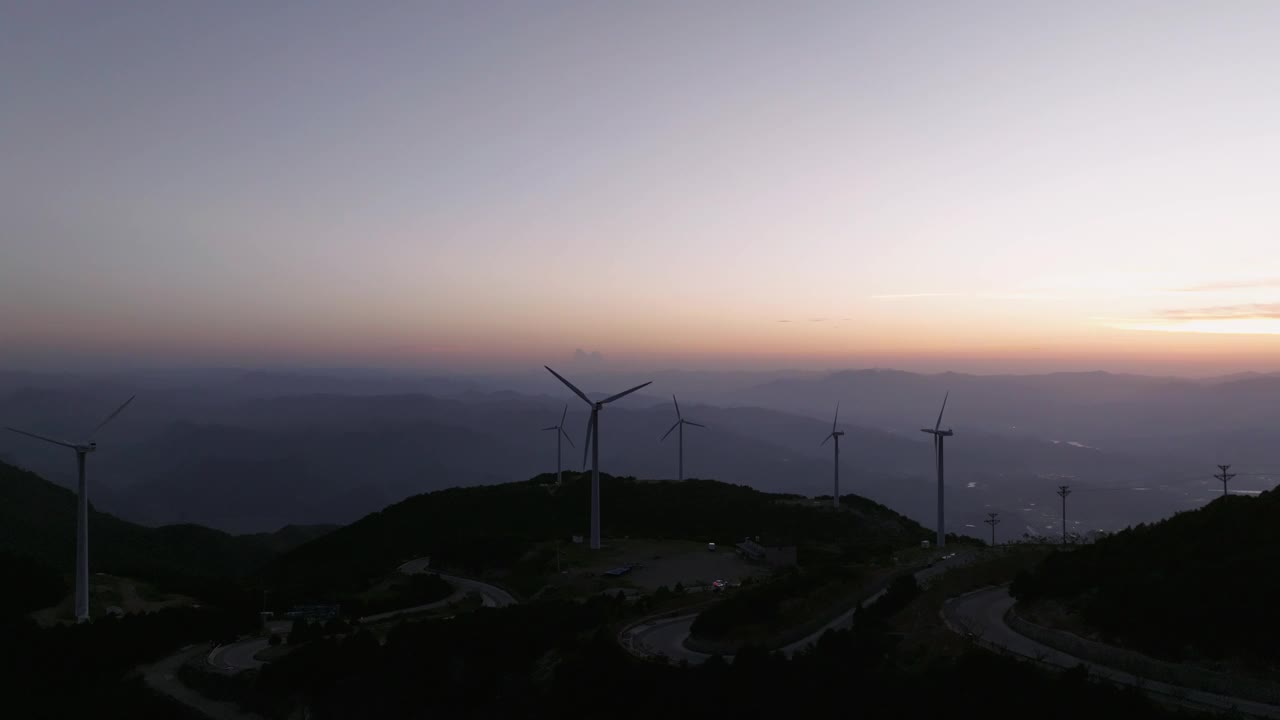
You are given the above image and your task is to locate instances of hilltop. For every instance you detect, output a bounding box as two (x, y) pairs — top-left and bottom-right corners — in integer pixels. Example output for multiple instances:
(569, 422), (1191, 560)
(1012, 488), (1280, 667)
(265, 472), (932, 597)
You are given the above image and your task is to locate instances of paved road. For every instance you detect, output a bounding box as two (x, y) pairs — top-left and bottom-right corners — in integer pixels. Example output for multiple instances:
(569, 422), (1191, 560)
(141, 645), (264, 720)
(396, 558), (518, 608)
(946, 587), (1280, 719)
(213, 564), (516, 673)
(208, 620), (292, 673)
(623, 552), (974, 665)
(208, 637), (270, 672)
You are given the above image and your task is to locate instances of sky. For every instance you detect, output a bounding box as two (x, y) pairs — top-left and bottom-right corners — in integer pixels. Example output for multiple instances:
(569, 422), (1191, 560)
(4, 1), (1280, 375)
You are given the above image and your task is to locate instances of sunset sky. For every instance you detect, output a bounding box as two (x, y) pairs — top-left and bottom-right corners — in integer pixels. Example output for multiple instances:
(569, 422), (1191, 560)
(4, 2), (1280, 374)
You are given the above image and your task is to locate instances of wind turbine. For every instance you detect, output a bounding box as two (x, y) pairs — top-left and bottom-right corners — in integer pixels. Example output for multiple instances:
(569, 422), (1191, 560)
(541, 404), (574, 484)
(920, 392), (953, 548)
(7, 395), (135, 622)
(660, 395), (706, 481)
(544, 367), (651, 550)
(820, 403), (844, 509)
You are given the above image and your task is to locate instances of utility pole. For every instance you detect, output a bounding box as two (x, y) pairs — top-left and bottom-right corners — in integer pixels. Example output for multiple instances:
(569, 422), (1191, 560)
(1057, 485), (1071, 545)
(1214, 464), (1235, 498)
(984, 512), (1000, 547)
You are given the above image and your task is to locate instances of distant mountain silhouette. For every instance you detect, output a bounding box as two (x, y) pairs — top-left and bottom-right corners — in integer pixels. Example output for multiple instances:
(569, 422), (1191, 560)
(3, 368), (1276, 536)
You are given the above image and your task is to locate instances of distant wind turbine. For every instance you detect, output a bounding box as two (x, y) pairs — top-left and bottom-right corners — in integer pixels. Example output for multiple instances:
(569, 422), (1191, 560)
(920, 392), (953, 547)
(820, 403), (844, 509)
(545, 367), (651, 550)
(660, 395), (706, 481)
(7, 395), (136, 622)
(541, 404), (574, 484)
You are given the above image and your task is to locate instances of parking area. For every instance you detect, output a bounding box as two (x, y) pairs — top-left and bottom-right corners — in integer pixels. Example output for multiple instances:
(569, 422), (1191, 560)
(567, 538), (770, 591)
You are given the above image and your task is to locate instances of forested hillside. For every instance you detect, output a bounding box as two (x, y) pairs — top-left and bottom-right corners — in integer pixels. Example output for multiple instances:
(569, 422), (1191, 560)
(1013, 488), (1280, 665)
(0, 461), (333, 609)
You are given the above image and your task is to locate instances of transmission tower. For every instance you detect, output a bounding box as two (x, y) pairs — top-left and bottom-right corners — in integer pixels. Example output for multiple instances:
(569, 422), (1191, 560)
(1057, 485), (1072, 545)
(984, 512), (1001, 546)
(1214, 464), (1235, 498)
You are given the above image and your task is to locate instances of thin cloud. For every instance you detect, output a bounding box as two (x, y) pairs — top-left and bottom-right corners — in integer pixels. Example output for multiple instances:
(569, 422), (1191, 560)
(1161, 303), (1280, 320)
(1101, 304), (1280, 335)
(871, 291), (1066, 301)
(977, 292), (1071, 301)
(870, 292), (961, 300)
(1171, 278), (1280, 293)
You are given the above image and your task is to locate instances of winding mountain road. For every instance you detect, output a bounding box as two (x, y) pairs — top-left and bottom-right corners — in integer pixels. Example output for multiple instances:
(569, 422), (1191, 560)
(622, 552), (974, 664)
(945, 586), (1280, 719)
(211, 562), (516, 674)
(395, 558), (518, 608)
(142, 645), (264, 720)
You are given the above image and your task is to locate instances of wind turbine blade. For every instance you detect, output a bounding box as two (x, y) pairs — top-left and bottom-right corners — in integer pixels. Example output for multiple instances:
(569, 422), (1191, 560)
(934, 391), (949, 432)
(545, 366), (592, 405)
(820, 432), (833, 447)
(685, 421), (707, 429)
(560, 404), (568, 427)
(832, 402), (839, 434)
(560, 426), (575, 448)
(5, 427), (77, 449)
(582, 412), (596, 468)
(601, 381), (652, 404)
(673, 394), (682, 419)
(91, 395), (135, 438)
(542, 426), (558, 431)
(661, 419), (680, 441)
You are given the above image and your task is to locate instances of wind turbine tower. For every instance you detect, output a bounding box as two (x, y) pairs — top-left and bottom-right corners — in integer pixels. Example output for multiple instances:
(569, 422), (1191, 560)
(7, 395), (135, 622)
(921, 392), (953, 547)
(661, 395), (706, 481)
(541, 404), (574, 484)
(545, 367), (651, 549)
(820, 404), (844, 509)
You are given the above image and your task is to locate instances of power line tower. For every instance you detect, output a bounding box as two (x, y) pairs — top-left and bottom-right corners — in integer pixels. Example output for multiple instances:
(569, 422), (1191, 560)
(1057, 485), (1072, 545)
(1214, 464), (1235, 498)
(984, 512), (1000, 546)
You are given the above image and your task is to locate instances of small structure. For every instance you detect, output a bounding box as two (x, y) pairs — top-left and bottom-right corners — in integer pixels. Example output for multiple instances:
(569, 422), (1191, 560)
(286, 604), (341, 621)
(736, 537), (797, 568)
(602, 566), (632, 578)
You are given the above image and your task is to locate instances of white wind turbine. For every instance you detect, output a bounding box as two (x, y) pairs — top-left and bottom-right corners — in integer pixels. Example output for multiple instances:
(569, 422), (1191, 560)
(920, 392), (953, 548)
(7, 395), (136, 622)
(820, 403), (844, 509)
(541, 404), (574, 484)
(544, 367), (651, 550)
(660, 395), (706, 481)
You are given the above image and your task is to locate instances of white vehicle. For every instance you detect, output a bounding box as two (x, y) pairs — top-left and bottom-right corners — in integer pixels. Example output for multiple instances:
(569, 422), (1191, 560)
(707, 542), (717, 552)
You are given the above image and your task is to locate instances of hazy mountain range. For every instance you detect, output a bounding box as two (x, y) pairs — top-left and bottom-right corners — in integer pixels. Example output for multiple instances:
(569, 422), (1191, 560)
(1, 367), (1277, 536)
